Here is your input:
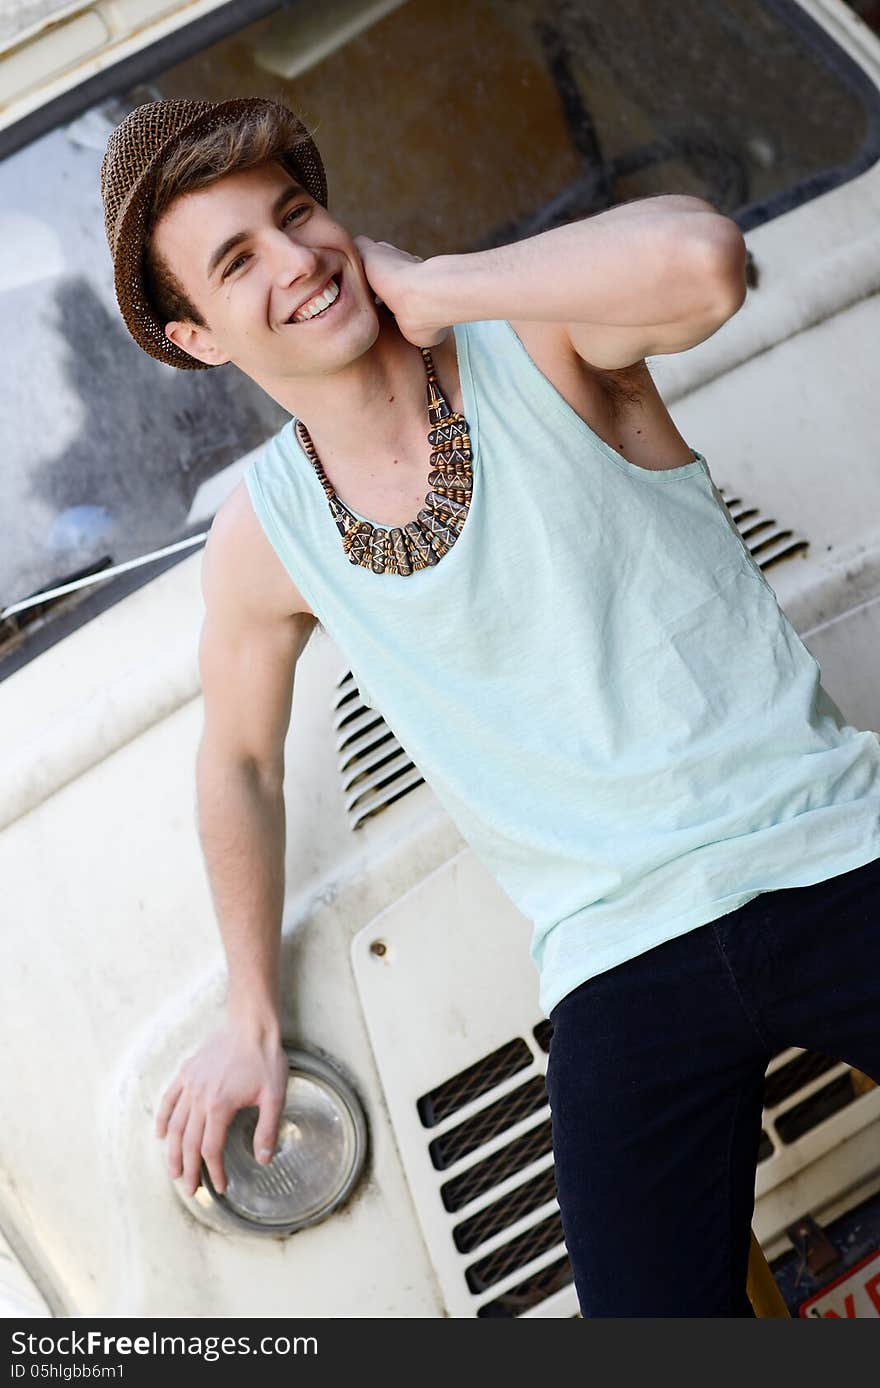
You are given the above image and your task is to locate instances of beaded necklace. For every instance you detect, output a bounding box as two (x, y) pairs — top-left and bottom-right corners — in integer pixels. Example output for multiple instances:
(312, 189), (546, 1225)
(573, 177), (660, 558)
(293, 345), (474, 575)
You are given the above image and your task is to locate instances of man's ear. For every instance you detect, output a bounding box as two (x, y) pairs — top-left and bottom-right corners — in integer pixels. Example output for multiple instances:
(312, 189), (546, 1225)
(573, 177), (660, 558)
(164, 320), (231, 367)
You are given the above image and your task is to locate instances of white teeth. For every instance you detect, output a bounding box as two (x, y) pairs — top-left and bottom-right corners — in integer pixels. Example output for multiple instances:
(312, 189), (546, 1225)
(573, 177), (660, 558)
(292, 276), (340, 322)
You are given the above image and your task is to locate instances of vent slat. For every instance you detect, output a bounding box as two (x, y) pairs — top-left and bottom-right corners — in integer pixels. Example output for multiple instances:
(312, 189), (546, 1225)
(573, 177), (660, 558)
(428, 1077), (548, 1171)
(763, 1051), (839, 1109)
(465, 1212), (565, 1293)
(775, 1072), (863, 1145)
(453, 1165), (559, 1254)
(337, 725), (397, 766)
(477, 1256), (574, 1318)
(441, 1119), (554, 1212)
(417, 1040), (532, 1128)
(349, 773), (427, 829)
(342, 747), (415, 798)
(345, 765), (424, 813)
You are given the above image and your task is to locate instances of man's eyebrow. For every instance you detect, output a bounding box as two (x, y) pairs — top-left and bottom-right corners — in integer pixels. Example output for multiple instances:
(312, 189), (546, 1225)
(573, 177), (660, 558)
(206, 181), (307, 281)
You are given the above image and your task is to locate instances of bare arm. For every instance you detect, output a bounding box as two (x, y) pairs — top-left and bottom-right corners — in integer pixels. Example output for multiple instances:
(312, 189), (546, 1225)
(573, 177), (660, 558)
(372, 193), (747, 368)
(155, 487), (316, 1197)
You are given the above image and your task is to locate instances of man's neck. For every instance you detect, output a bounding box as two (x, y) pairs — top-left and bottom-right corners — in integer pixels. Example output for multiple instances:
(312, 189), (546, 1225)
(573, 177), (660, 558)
(263, 306), (435, 469)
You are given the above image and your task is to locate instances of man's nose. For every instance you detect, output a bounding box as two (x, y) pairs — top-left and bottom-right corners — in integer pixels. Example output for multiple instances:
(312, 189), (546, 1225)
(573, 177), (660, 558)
(267, 228), (320, 285)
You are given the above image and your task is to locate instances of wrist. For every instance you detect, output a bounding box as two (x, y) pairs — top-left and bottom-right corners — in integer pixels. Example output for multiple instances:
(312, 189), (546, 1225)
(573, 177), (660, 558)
(227, 991), (281, 1040)
(405, 253), (463, 337)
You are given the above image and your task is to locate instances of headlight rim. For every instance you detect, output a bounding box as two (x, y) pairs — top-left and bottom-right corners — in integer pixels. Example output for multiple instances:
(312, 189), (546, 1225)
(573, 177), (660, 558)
(172, 1042), (369, 1238)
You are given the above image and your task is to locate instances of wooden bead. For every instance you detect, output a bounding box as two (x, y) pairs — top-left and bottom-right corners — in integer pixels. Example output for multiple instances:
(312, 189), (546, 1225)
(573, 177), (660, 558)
(428, 468), (471, 493)
(390, 527), (412, 576)
(426, 490), (468, 524)
(404, 521), (438, 566)
(417, 507), (459, 548)
(369, 528), (389, 573)
(347, 521), (374, 567)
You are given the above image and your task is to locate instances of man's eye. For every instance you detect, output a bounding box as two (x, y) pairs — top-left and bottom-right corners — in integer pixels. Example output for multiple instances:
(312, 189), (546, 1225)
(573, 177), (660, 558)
(222, 205), (310, 279)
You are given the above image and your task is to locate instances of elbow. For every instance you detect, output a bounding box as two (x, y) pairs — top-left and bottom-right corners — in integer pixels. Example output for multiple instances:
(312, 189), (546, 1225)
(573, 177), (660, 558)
(702, 222), (749, 318)
(196, 737), (285, 798)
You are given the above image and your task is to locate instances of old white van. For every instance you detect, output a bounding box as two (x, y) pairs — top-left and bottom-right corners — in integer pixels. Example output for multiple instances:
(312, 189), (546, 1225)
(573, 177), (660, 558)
(1, 0), (879, 1317)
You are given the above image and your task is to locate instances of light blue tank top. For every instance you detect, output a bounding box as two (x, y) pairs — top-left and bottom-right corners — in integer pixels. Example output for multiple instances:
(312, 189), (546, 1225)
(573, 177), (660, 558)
(245, 318), (880, 1018)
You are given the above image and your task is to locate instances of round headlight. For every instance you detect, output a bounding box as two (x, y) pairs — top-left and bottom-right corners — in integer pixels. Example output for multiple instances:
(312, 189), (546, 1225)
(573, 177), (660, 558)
(173, 1046), (368, 1236)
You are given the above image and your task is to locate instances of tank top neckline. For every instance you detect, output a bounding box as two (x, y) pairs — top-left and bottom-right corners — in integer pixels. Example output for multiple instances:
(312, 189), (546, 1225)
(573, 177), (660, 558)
(284, 322), (481, 541)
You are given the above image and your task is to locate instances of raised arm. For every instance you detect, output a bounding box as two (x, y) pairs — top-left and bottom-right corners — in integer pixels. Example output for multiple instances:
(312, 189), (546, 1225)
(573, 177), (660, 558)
(155, 484), (316, 1197)
(360, 194), (747, 367)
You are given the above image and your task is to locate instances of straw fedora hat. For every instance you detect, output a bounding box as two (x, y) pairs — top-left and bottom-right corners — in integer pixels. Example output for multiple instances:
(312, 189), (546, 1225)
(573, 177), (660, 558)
(100, 96), (328, 370)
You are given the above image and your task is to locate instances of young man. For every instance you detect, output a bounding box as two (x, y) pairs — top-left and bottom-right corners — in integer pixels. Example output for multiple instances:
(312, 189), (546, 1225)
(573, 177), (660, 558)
(101, 96), (880, 1317)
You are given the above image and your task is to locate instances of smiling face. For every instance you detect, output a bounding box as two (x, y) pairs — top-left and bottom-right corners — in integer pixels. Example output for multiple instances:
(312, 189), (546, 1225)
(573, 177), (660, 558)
(150, 159), (380, 382)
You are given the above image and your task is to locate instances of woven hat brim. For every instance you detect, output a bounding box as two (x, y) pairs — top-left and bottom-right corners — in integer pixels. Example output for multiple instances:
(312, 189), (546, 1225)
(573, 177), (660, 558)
(110, 97), (328, 371)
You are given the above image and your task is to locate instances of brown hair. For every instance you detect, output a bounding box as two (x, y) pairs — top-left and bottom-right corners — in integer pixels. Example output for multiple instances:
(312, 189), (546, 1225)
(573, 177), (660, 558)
(142, 104), (319, 330)
(598, 360), (652, 414)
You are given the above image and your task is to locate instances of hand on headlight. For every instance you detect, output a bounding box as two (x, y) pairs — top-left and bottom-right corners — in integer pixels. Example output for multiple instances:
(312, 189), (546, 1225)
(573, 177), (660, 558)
(155, 1023), (289, 1197)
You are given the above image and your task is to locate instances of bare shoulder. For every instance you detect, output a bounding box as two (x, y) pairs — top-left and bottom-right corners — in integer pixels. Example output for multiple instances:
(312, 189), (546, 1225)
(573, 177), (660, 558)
(204, 478), (316, 622)
(198, 482), (317, 774)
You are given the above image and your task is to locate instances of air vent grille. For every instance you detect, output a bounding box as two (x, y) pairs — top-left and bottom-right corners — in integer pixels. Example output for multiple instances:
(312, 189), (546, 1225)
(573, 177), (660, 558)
(332, 670), (424, 829)
(417, 1029), (570, 1316)
(415, 1029), (877, 1315)
(718, 489), (809, 573)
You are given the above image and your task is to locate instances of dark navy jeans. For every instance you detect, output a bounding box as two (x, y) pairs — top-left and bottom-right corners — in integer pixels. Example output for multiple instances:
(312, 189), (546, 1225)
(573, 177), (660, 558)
(545, 853), (880, 1317)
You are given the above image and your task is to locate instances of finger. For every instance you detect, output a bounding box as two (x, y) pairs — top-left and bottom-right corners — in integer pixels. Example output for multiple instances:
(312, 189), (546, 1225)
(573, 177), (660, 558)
(164, 1092), (189, 1181)
(254, 1089), (286, 1165)
(154, 1074), (184, 1138)
(202, 1107), (232, 1195)
(180, 1104), (207, 1198)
